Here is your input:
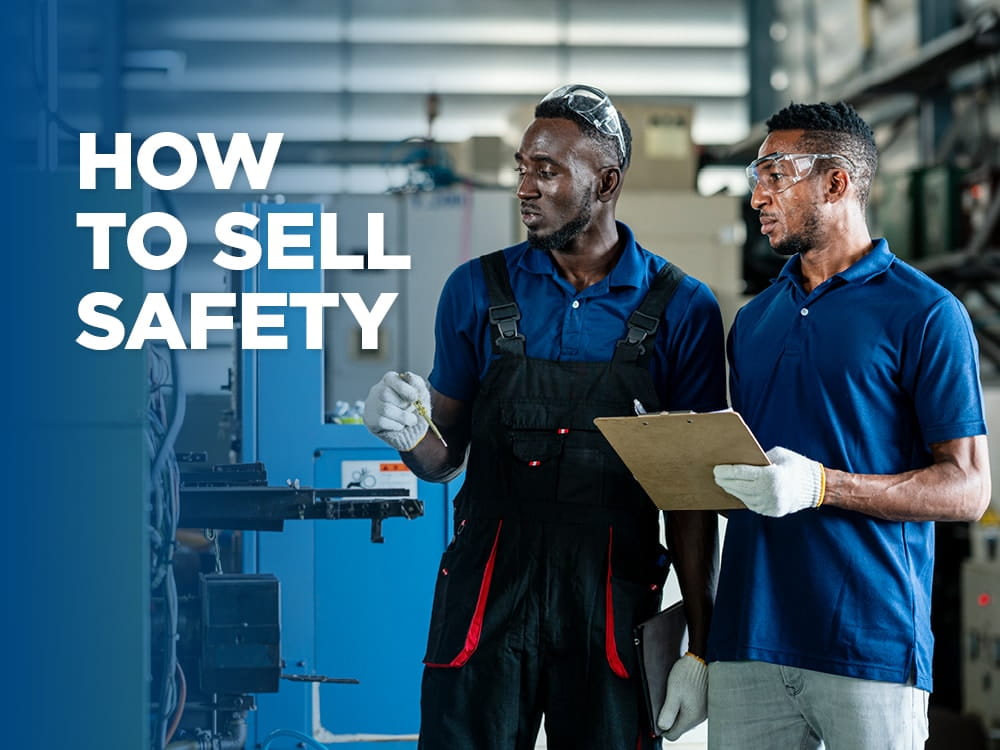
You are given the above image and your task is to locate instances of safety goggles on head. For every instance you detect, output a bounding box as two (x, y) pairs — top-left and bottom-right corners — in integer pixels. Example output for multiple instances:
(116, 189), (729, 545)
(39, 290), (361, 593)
(746, 152), (855, 194)
(540, 83), (626, 166)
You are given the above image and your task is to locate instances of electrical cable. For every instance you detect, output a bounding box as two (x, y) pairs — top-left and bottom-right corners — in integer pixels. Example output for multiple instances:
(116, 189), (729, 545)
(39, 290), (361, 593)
(150, 187), (187, 750)
(163, 662), (187, 745)
(154, 380), (182, 750)
(153, 449), (179, 750)
(149, 190), (187, 486)
(150, 345), (172, 391)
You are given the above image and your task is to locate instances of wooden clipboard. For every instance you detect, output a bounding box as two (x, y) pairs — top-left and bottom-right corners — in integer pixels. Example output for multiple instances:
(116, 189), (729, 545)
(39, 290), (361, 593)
(594, 411), (769, 510)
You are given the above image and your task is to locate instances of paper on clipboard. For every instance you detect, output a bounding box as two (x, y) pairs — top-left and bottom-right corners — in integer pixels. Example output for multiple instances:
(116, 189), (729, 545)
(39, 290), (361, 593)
(594, 410), (769, 510)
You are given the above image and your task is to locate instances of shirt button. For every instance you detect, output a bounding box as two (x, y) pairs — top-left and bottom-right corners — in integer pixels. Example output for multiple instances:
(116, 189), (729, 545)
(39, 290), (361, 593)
(800, 307), (809, 316)
(572, 300), (580, 309)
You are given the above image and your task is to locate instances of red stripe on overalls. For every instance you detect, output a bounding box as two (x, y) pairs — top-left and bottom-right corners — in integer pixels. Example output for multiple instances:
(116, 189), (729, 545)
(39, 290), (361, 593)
(605, 527), (630, 679)
(424, 520), (504, 668)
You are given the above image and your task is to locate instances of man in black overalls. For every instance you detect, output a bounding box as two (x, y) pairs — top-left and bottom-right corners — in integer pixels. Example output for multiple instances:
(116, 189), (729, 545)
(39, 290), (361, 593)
(365, 84), (726, 749)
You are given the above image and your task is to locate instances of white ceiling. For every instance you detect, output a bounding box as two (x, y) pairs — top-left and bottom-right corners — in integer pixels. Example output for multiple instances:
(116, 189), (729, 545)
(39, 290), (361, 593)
(109, 0), (751, 147)
(46, 0), (752, 196)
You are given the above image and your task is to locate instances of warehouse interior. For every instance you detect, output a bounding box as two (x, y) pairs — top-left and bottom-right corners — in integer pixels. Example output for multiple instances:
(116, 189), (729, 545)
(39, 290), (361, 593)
(14, 0), (1000, 748)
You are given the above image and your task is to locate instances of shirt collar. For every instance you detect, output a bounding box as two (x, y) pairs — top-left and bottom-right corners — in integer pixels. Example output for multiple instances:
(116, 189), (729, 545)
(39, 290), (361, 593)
(777, 238), (894, 287)
(517, 221), (645, 290)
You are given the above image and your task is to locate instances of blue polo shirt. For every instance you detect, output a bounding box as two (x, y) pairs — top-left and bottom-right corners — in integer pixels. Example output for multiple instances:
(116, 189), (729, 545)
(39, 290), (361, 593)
(707, 239), (987, 690)
(429, 222), (727, 413)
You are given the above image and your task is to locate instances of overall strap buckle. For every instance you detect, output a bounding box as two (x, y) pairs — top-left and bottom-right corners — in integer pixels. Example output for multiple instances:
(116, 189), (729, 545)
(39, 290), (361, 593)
(614, 262), (686, 365)
(623, 310), (659, 347)
(489, 302), (523, 341)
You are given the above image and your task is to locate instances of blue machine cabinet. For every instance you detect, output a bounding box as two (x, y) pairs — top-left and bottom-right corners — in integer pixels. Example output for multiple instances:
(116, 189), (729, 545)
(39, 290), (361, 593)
(240, 203), (455, 748)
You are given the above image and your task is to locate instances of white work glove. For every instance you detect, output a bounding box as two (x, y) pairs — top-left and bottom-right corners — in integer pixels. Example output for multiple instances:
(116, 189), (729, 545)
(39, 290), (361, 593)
(656, 653), (708, 741)
(363, 371), (429, 453)
(713, 446), (825, 517)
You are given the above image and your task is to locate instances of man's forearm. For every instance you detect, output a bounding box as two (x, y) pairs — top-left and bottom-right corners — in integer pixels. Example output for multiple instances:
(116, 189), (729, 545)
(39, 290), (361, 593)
(823, 435), (990, 522)
(396, 387), (473, 483)
(400, 436), (467, 483)
(666, 509), (718, 657)
(824, 464), (988, 521)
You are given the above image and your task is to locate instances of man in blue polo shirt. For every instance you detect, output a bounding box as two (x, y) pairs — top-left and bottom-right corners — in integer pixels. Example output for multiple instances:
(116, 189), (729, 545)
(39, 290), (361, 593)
(363, 84), (726, 748)
(708, 101), (991, 749)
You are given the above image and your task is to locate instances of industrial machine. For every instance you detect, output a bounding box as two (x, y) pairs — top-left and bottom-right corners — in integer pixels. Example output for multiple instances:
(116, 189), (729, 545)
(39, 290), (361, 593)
(152, 458), (424, 750)
(231, 195), (510, 748)
(962, 551), (1000, 739)
(151, 189), (515, 749)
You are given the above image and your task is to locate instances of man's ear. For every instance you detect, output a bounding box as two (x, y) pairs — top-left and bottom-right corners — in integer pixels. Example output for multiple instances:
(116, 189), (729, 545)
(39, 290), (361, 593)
(597, 166), (623, 202)
(825, 167), (851, 203)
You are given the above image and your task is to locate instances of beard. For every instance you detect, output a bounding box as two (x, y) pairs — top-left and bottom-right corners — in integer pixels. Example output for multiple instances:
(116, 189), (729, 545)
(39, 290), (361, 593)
(772, 210), (821, 257)
(527, 200), (592, 252)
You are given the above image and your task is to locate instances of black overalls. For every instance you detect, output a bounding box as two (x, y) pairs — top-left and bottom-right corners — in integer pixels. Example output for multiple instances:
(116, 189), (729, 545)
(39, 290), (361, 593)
(419, 251), (686, 750)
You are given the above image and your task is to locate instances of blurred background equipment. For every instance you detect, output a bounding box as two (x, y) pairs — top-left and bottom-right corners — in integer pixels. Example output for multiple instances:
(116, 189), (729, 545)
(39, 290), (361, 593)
(16, 0), (1000, 747)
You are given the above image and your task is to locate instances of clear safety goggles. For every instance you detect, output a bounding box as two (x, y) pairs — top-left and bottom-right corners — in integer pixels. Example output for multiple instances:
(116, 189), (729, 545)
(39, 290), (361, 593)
(540, 83), (626, 165)
(746, 152), (855, 193)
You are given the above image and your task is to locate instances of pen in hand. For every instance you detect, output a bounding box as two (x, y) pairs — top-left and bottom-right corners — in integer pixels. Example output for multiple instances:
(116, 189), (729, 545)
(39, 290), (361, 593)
(413, 399), (448, 448)
(398, 372), (448, 448)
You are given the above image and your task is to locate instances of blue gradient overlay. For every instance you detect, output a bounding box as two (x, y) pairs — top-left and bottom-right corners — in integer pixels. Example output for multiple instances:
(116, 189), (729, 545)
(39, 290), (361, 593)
(1, 5), (148, 748)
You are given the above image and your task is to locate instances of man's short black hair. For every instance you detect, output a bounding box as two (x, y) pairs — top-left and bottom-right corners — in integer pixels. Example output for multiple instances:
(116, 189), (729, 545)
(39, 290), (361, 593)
(533, 98), (632, 170)
(766, 101), (877, 209)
